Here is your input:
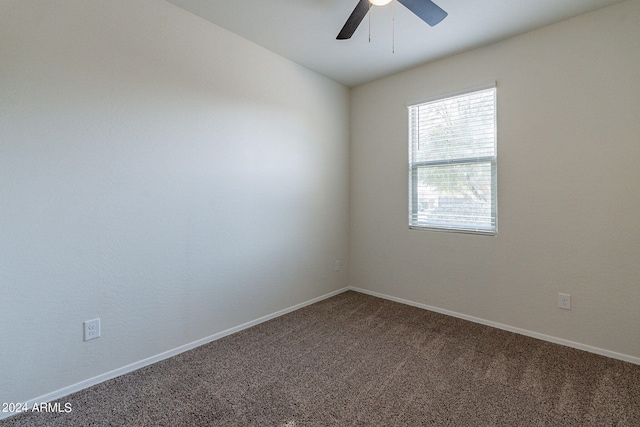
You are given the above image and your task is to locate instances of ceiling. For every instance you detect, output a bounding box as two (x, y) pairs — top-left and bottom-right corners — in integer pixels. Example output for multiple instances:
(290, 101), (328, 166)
(164, 0), (625, 87)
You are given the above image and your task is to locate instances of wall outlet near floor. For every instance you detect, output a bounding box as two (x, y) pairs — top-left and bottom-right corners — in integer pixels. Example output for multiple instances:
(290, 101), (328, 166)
(558, 293), (571, 310)
(83, 318), (101, 341)
(334, 260), (340, 271)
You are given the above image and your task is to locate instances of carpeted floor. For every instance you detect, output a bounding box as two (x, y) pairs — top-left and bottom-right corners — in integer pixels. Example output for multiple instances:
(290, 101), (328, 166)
(3, 291), (639, 426)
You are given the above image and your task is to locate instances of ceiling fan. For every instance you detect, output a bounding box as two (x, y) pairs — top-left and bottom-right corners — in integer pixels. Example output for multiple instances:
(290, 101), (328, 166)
(337, 0), (447, 40)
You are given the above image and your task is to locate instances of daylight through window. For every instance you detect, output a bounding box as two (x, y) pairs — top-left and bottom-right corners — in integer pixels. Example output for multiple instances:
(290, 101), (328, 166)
(408, 84), (497, 234)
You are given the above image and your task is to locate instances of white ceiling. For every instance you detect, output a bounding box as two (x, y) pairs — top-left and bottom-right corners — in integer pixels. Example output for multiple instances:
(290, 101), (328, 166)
(164, 0), (625, 87)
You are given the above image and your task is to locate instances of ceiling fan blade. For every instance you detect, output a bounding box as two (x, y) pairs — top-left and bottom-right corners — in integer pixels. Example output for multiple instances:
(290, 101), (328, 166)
(337, 0), (370, 40)
(397, 0), (447, 26)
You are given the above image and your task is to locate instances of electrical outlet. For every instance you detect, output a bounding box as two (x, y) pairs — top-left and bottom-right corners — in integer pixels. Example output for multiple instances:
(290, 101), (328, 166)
(83, 318), (101, 341)
(558, 293), (571, 310)
(334, 260), (340, 271)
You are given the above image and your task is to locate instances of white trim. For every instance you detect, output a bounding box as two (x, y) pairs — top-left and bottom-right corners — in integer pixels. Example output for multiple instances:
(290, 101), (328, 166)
(409, 225), (497, 236)
(406, 81), (497, 107)
(347, 286), (640, 366)
(0, 287), (350, 421)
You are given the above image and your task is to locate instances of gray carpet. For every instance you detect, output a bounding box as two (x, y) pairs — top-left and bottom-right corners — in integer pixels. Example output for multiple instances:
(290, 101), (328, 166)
(3, 291), (639, 426)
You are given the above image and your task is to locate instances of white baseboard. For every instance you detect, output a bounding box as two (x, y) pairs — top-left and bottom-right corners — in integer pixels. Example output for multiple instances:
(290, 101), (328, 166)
(0, 287), (349, 421)
(347, 286), (640, 366)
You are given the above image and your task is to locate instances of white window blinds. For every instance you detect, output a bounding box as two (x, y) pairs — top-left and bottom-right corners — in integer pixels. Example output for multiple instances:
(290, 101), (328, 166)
(408, 84), (497, 234)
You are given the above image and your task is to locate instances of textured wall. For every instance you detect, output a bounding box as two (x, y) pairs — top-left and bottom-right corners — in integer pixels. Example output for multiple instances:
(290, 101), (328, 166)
(349, 0), (640, 360)
(0, 0), (350, 404)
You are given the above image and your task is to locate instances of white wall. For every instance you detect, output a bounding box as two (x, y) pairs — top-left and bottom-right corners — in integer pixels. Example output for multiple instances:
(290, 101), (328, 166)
(350, 0), (640, 360)
(0, 0), (349, 405)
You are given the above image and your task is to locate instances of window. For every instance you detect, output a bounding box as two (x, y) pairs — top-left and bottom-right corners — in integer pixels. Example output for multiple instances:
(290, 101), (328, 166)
(408, 83), (497, 234)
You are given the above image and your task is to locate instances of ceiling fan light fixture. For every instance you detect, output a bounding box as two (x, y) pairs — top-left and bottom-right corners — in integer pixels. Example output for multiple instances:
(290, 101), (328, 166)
(337, 0), (447, 40)
(369, 0), (392, 6)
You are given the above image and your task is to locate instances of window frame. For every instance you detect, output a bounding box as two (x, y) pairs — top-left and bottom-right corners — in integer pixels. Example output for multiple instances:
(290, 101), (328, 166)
(407, 83), (497, 235)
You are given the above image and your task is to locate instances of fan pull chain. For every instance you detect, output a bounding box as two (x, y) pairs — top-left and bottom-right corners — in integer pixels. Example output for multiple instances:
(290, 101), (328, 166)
(392, 0), (395, 53)
(368, 2), (371, 42)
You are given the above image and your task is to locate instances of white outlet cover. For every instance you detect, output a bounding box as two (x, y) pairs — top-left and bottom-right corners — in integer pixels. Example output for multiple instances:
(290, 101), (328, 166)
(558, 293), (571, 310)
(83, 318), (101, 341)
